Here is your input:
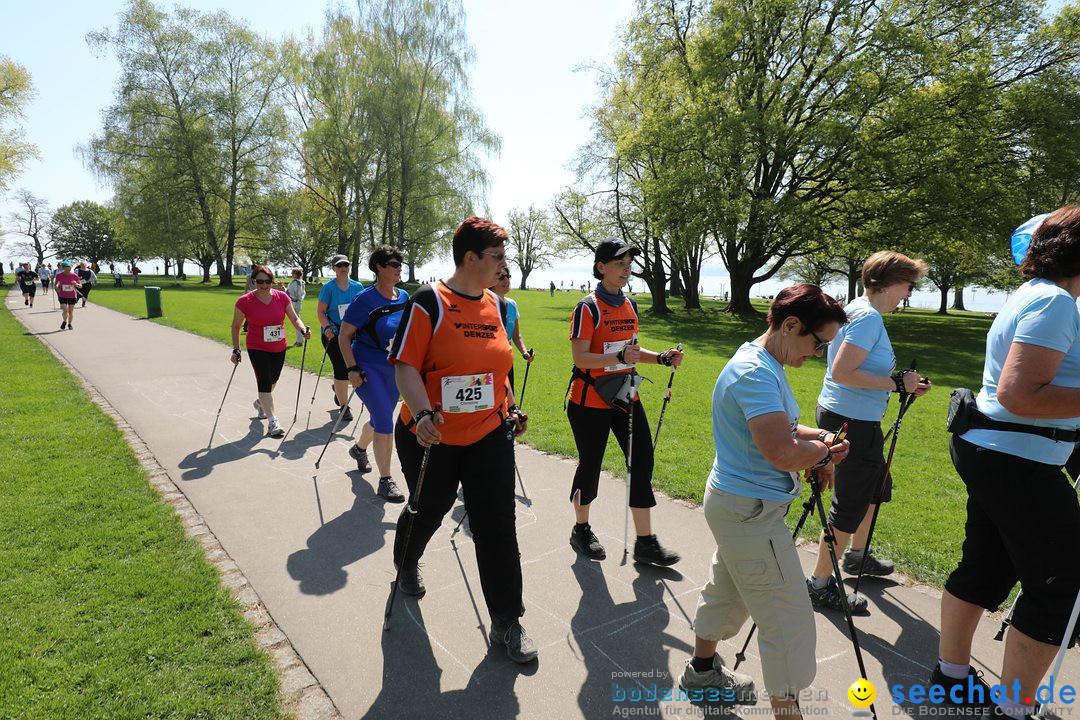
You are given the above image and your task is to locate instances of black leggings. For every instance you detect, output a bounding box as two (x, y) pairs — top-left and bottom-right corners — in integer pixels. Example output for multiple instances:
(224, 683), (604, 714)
(566, 401), (656, 508)
(394, 418), (523, 623)
(247, 349), (286, 393)
(322, 331), (348, 381)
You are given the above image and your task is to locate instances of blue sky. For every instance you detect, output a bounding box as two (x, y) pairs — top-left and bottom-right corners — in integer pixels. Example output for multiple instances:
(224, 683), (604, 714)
(0, 0), (635, 256)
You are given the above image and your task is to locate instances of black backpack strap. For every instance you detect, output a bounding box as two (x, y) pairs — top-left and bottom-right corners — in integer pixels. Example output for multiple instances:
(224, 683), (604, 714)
(389, 283), (440, 360)
(360, 303), (406, 348)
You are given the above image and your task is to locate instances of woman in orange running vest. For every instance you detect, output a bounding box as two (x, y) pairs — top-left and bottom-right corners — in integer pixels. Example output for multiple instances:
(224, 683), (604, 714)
(388, 216), (536, 664)
(566, 239), (684, 566)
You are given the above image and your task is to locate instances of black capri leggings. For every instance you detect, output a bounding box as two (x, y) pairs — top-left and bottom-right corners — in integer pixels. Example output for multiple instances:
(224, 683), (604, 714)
(816, 406), (890, 533)
(566, 400), (656, 508)
(946, 435), (1080, 646)
(322, 330), (348, 381)
(247, 349), (286, 393)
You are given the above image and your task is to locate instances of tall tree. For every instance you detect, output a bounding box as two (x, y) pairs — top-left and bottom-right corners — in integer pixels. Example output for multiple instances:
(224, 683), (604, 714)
(506, 205), (560, 290)
(0, 56), (37, 192)
(361, 0), (499, 281)
(88, 0), (286, 286)
(49, 201), (121, 269)
(7, 189), (52, 264)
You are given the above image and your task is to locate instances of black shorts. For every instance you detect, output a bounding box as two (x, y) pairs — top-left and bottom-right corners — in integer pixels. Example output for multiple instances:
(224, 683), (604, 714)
(816, 406), (890, 533)
(58, 297), (77, 305)
(946, 435), (1080, 646)
(20, 284), (36, 296)
(322, 330), (348, 381)
(41, 278), (50, 288)
(80, 285), (92, 299)
(247, 349), (286, 393)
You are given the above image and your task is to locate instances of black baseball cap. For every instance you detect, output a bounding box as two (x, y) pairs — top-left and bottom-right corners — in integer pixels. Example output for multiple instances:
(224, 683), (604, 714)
(330, 254), (350, 267)
(594, 238), (641, 264)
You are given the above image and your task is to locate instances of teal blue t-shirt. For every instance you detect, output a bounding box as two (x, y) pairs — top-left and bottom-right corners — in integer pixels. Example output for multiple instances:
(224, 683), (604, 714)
(817, 296), (895, 421)
(962, 278), (1080, 465)
(318, 278), (365, 329)
(708, 342), (801, 502)
(505, 297), (519, 343)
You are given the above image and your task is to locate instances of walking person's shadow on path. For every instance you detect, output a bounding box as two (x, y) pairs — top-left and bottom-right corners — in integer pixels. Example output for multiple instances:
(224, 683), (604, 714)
(569, 557), (706, 716)
(361, 600), (535, 719)
(286, 475), (397, 595)
(179, 418), (272, 480)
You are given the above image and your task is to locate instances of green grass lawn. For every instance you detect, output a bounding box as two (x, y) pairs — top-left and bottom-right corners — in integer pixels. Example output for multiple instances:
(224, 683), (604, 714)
(0, 294), (285, 720)
(88, 275), (994, 586)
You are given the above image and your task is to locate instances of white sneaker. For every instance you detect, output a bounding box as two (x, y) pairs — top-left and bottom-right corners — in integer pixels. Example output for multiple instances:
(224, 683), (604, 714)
(267, 418), (285, 438)
(253, 399), (265, 418)
(678, 655), (756, 704)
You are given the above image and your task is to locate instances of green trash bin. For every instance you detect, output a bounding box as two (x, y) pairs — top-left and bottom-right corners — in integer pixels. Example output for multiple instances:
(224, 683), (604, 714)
(144, 286), (163, 318)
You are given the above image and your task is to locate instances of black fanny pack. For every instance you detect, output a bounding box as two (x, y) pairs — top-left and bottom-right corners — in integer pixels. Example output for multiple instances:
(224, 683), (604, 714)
(947, 387), (1080, 442)
(566, 366), (642, 413)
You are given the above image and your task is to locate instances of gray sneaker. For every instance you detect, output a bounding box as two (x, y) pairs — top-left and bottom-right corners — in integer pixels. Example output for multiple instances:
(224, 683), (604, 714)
(807, 576), (869, 614)
(378, 476), (405, 503)
(253, 399), (265, 419)
(349, 444), (372, 473)
(678, 654), (756, 704)
(842, 548), (895, 576)
(490, 619), (538, 664)
(267, 418), (285, 438)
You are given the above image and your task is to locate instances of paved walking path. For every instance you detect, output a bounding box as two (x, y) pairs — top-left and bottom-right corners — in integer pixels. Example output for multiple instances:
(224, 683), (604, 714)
(9, 292), (1079, 720)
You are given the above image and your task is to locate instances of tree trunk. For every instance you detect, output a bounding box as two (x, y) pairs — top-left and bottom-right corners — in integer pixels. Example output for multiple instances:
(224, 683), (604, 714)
(847, 259), (859, 302)
(938, 285), (950, 314)
(519, 269), (531, 290)
(952, 285), (967, 311)
(164, 258), (171, 277)
(176, 257), (185, 278)
(680, 264), (701, 310)
(727, 269), (759, 315)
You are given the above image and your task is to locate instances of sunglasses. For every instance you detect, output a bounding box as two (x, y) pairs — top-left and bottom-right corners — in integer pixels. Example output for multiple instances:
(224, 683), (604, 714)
(804, 325), (830, 352)
(334, 262), (350, 268)
(254, 278), (273, 285)
(379, 261), (402, 269)
(481, 250), (506, 262)
(497, 273), (511, 281)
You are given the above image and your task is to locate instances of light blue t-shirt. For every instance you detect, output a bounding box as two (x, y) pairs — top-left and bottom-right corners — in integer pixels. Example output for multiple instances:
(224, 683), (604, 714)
(818, 296), (896, 421)
(318, 278), (365, 329)
(962, 278), (1080, 465)
(708, 342), (801, 501)
(505, 297), (519, 343)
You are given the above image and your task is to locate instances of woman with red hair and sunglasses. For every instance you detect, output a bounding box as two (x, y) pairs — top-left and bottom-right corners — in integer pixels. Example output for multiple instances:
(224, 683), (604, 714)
(231, 265), (311, 437)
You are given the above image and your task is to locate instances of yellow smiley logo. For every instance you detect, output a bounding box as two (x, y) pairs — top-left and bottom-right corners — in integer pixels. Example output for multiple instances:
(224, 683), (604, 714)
(848, 678), (876, 708)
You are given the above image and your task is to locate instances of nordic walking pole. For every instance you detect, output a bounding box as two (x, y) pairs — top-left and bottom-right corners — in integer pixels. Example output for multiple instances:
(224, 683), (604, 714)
(652, 342), (683, 450)
(209, 358), (240, 447)
(518, 349), (534, 409)
(385, 426), (436, 631)
(623, 338), (639, 562)
(309, 337), (330, 404)
(995, 471), (1080, 640)
(809, 460), (877, 720)
(313, 382), (358, 468)
(734, 423), (848, 670)
(293, 334), (308, 423)
(853, 360), (920, 595)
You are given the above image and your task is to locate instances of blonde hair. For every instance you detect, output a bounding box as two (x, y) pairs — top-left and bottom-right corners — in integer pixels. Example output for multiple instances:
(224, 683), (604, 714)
(291, 267), (303, 279)
(862, 251), (927, 292)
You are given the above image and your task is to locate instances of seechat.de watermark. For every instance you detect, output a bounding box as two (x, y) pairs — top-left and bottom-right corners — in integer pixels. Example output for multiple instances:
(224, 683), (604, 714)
(890, 676), (1076, 709)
